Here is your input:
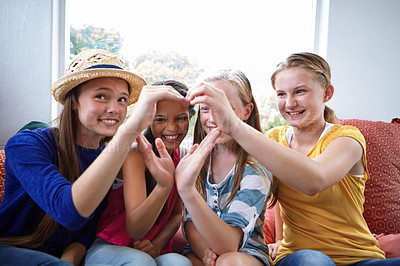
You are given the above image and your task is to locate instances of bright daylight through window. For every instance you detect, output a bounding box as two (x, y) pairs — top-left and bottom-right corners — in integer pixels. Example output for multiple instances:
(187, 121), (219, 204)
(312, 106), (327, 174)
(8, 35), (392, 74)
(68, 0), (315, 133)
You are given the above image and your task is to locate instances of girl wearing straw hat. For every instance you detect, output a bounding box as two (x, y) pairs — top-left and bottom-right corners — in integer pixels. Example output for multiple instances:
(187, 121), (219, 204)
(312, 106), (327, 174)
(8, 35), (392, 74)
(0, 49), (186, 265)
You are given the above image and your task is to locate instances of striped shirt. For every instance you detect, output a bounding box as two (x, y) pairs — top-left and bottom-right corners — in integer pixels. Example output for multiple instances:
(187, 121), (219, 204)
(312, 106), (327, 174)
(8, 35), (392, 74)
(183, 163), (272, 264)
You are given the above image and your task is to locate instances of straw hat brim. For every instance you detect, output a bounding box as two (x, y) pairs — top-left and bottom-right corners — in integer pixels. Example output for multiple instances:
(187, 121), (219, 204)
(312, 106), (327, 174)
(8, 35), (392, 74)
(51, 69), (147, 105)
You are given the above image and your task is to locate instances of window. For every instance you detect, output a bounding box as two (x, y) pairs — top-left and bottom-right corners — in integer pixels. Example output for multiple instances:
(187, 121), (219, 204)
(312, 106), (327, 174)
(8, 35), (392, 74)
(68, 0), (315, 130)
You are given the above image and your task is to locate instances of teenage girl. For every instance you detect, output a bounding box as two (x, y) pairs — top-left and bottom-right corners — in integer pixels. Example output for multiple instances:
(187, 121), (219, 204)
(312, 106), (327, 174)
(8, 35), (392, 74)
(0, 49), (185, 265)
(175, 70), (274, 266)
(187, 53), (400, 265)
(84, 80), (194, 266)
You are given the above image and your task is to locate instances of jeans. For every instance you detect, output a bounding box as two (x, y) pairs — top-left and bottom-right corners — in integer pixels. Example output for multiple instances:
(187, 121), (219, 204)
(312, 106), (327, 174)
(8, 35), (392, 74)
(275, 249), (400, 266)
(84, 238), (192, 266)
(0, 244), (72, 266)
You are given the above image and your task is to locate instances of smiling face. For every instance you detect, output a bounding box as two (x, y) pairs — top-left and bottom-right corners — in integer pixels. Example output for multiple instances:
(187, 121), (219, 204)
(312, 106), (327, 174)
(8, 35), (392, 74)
(74, 77), (129, 148)
(274, 67), (328, 129)
(200, 80), (252, 144)
(151, 99), (190, 153)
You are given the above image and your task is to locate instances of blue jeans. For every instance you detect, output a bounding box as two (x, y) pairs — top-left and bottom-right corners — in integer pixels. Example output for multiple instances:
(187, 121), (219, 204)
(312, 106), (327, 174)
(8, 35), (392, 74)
(275, 250), (400, 266)
(84, 237), (192, 266)
(0, 244), (72, 266)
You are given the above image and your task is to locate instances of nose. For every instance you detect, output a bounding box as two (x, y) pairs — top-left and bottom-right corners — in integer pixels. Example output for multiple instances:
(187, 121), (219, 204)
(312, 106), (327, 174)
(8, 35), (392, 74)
(286, 94), (297, 108)
(166, 119), (177, 132)
(107, 100), (120, 114)
(208, 113), (215, 124)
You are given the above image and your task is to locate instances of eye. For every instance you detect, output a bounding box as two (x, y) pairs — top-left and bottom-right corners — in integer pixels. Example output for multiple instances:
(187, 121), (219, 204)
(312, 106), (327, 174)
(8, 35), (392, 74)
(176, 115), (189, 122)
(200, 106), (210, 113)
(95, 94), (106, 100)
(296, 89), (306, 94)
(154, 117), (167, 123)
(276, 92), (285, 98)
(118, 97), (128, 103)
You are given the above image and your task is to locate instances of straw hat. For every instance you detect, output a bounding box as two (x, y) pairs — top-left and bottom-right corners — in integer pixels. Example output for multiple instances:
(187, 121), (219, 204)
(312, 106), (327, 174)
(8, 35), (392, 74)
(51, 49), (146, 105)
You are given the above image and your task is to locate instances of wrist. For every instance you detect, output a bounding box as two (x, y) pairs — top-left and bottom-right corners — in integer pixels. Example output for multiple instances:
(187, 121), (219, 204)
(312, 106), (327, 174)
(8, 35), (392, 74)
(229, 117), (245, 139)
(154, 184), (173, 196)
(178, 186), (198, 202)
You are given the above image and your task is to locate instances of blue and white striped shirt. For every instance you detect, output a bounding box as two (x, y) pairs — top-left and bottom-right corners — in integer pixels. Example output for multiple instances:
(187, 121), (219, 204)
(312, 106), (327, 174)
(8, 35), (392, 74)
(183, 163), (272, 262)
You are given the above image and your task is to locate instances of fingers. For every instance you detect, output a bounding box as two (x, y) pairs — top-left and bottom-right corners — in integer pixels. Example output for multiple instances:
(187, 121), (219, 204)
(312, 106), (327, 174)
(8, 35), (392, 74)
(154, 138), (169, 158)
(187, 82), (218, 102)
(134, 240), (149, 250)
(141, 85), (188, 105)
(197, 128), (221, 154)
(137, 134), (152, 155)
(186, 143), (199, 157)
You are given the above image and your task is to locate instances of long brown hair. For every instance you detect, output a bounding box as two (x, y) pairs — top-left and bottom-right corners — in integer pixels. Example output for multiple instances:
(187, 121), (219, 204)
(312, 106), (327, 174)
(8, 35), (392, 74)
(0, 81), (116, 248)
(193, 69), (275, 208)
(271, 52), (338, 124)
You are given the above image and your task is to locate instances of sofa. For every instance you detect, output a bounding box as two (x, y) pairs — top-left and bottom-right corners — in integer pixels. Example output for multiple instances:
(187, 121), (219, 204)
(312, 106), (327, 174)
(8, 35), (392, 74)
(1, 118), (399, 258)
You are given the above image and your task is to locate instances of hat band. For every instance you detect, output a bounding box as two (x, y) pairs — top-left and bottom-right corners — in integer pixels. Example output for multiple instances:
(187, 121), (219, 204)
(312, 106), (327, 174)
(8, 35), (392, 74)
(85, 64), (123, 70)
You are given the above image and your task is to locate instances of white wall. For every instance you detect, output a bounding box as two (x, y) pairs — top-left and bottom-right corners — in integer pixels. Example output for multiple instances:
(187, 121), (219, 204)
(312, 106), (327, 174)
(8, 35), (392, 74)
(0, 0), (66, 149)
(0, 0), (53, 149)
(321, 0), (400, 122)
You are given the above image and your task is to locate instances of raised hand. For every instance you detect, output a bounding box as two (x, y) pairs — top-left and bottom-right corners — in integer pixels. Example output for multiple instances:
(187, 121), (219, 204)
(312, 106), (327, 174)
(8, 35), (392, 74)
(137, 134), (175, 189)
(186, 82), (240, 136)
(175, 128), (221, 197)
(124, 85), (188, 135)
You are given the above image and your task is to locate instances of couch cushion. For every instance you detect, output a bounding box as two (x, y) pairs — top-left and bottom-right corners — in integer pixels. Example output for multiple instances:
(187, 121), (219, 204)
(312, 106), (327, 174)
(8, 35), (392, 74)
(340, 119), (400, 235)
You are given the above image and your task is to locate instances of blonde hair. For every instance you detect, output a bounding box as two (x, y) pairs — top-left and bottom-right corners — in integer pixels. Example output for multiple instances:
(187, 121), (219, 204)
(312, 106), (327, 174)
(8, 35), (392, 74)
(271, 52), (338, 124)
(193, 69), (275, 207)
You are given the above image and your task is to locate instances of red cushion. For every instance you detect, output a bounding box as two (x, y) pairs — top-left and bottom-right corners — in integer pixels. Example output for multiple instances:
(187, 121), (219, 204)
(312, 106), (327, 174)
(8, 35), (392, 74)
(340, 119), (400, 235)
(374, 233), (400, 258)
(0, 150), (5, 204)
(263, 201), (276, 244)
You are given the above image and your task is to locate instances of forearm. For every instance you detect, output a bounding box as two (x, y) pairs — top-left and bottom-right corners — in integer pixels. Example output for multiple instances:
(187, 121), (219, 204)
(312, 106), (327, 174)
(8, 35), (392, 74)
(231, 122), (327, 195)
(180, 189), (242, 254)
(61, 242), (86, 266)
(151, 211), (182, 254)
(71, 124), (140, 217)
(126, 184), (172, 240)
(185, 221), (210, 260)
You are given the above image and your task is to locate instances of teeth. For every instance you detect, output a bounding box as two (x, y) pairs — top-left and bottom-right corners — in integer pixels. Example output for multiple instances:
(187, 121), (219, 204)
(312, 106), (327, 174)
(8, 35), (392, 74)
(164, 135), (178, 140)
(103, 119), (117, 125)
(289, 112), (301, 115)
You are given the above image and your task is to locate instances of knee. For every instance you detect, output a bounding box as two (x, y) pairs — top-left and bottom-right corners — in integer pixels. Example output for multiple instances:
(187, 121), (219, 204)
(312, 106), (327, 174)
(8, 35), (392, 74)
(280, 250), (335, 266)
(155, 253), (192, 266)
(216, 252), (245, 266)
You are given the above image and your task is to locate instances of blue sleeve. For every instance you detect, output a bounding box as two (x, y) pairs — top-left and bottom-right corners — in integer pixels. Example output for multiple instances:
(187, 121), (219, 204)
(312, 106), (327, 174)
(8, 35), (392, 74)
(69, 195), (108, 249)
(221, 164), (272, 232)
(4, 129), (89, 230)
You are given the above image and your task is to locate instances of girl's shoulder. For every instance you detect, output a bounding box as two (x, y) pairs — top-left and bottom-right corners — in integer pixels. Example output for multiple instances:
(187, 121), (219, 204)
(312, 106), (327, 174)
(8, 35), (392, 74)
(244, 162), (273, 182)
(6, 127), (56, 151)
(265, 126), (290, 141)
(324, 124), (366, 146)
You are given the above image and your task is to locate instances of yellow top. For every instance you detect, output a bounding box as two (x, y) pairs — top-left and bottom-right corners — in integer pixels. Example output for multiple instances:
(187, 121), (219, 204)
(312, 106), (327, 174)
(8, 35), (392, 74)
(267, 124), (385, 265)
